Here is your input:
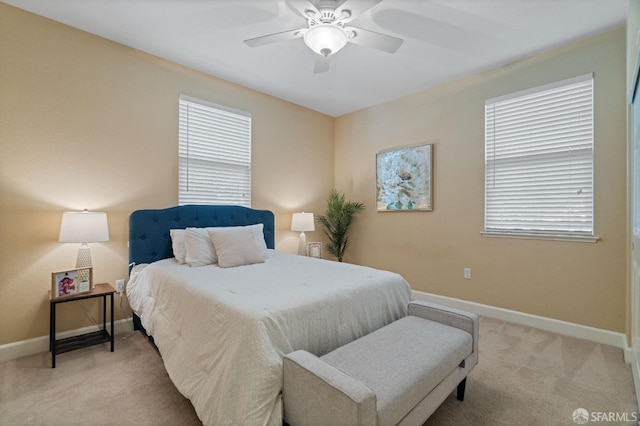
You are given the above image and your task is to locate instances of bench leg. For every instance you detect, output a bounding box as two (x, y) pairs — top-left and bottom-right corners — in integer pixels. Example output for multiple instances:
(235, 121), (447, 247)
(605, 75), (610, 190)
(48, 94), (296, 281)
(456, 378), (466, 401)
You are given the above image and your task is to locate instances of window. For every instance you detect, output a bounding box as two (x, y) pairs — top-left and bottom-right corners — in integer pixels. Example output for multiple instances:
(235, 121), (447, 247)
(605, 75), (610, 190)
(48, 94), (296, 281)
(178, 96), (251, 207)
(484, 74), (595, 240)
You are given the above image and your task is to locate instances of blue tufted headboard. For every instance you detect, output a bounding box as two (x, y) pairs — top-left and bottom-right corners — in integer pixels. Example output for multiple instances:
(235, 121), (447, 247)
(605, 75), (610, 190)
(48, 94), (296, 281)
(129, 205), (275, 267)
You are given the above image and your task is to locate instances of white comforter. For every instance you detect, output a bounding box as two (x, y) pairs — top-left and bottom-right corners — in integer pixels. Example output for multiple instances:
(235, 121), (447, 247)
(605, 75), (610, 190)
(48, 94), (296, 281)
(127, 250), (412, 426)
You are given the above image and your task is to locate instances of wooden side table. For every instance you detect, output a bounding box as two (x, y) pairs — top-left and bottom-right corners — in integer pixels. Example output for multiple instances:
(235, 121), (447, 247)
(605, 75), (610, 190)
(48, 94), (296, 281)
(49, 282), (115, 368)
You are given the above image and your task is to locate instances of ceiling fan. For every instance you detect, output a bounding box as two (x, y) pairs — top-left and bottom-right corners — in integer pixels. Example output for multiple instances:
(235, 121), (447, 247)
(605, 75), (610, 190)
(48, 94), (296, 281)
(244, 0), (403, 74)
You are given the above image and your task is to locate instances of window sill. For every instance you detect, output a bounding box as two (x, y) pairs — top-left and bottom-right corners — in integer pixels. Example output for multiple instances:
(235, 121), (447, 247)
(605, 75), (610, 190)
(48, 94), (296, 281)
(481, 231), (599, 243)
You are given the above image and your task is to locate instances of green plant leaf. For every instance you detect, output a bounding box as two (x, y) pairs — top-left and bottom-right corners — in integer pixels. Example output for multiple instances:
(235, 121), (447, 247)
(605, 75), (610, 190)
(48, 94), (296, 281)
(316, 189), (365, 262)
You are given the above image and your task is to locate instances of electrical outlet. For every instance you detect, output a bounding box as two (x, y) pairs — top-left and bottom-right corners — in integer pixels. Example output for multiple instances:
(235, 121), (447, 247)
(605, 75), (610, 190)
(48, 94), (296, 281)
(463, 268), (471, 280)
(115, 279), (125, 293)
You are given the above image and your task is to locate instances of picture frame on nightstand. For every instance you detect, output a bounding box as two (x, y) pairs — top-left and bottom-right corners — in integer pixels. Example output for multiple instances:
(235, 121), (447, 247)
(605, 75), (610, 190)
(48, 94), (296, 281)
(51, 267), (93, 299)
(308, 242), (322, 259)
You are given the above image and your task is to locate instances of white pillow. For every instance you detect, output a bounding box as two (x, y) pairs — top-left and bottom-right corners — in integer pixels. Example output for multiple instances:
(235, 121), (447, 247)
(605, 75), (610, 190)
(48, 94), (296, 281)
(184, 227), (218, 267)
(209, 227), (265, 268)
(169, 229), (187, 264)
(206, 224), (269, 259)
(249, 223), (269, 259)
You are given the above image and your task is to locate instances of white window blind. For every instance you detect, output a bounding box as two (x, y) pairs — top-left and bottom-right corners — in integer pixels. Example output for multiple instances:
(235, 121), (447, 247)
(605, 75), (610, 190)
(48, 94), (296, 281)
(179, 96), (251, 207)
(484, 74), (594, 238)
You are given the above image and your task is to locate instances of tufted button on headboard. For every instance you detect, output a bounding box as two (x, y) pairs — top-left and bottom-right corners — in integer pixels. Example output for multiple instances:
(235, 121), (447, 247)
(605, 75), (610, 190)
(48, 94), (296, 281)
(129, 205), (275, 267)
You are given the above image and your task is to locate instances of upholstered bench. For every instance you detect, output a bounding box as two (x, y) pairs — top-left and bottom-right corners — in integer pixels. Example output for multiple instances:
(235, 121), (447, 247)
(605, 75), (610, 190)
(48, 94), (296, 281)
(283, 301), (479, 426)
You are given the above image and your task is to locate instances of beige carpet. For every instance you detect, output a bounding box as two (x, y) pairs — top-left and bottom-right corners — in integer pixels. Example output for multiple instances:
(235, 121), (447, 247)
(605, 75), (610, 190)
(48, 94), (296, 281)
(0, 317), (637, 426)
(427, 317), (637, 425)
(0, 332), (201, 426)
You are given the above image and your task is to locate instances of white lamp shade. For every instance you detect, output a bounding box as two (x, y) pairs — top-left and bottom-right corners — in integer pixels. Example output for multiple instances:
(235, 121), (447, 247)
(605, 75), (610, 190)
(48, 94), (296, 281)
(291, 212), (315, 232)
(303, 24), (348, 56)
(59, 211), (110, 243)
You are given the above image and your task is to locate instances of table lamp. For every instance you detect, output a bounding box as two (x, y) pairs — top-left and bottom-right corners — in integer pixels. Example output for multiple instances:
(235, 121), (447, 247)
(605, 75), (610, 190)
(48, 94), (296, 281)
(58, 209), (110, 269)
(291, 212), (314, 256)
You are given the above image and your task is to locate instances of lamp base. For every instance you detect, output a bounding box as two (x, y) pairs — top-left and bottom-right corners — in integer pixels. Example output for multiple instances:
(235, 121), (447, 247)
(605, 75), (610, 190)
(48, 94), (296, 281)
(76, 244), (93, 269)
(297, 232), (307, 256)
(75, 244), (93, 288)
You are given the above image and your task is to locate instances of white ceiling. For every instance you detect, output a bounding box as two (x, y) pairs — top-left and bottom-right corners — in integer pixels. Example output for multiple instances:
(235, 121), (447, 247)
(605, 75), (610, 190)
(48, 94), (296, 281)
(3, 0), (627, 117)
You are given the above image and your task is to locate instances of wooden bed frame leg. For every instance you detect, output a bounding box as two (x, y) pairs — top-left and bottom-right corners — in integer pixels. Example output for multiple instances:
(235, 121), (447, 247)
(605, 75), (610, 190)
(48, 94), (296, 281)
(456, 378), (466, 401)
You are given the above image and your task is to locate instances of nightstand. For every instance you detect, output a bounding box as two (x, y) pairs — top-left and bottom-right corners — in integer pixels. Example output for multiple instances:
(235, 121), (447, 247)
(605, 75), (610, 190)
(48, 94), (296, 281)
(49, 283), (115, 368)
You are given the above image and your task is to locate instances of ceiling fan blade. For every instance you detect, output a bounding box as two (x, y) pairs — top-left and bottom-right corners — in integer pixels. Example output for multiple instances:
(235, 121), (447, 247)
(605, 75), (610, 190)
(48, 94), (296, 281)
(285, 0), (320, 20)
(313, 55), (330, 74)
(345, 26), (403, 53)
(244, 28), (304, 48)
(336, 0), (383, 23)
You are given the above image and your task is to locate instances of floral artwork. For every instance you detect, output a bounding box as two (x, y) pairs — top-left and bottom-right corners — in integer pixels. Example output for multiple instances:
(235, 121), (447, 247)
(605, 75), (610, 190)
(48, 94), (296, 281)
(54, 271), (77, 297)
(376, 144), (433, 211)
(51, 268), (92, 298)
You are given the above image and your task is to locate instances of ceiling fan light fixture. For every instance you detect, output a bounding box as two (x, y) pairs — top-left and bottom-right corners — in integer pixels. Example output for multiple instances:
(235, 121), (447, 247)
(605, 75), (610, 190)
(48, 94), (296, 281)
(303, 24), (348, 56)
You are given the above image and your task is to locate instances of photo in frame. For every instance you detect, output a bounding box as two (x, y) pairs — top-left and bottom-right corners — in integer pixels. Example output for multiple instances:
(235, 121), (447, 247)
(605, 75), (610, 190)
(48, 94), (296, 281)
(376, 143), (433, 211)
(307, 242), (322, 259)
(51, 267), (93, 299)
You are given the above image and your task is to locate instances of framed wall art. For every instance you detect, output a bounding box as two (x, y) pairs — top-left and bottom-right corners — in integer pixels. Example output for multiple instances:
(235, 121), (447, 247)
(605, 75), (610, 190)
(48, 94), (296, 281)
(51, 267), (93, 299)
(376, 143), (433, 211)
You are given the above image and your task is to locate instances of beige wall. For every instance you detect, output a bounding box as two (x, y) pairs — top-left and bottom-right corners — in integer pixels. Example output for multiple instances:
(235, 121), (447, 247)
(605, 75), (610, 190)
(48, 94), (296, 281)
(0, 2), (629, 346)
(0, 4), (334, 345)
(335, 28), (627, 332)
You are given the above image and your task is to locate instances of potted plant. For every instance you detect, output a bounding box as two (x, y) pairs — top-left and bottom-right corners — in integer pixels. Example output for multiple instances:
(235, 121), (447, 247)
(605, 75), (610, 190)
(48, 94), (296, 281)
(316, 189), (365, 262)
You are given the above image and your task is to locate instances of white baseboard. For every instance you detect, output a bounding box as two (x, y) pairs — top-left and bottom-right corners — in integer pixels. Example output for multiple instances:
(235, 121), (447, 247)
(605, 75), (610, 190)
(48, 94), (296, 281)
(412, 290), (629, 353)
(0, 318), (134, 362)
(3, 295), (630, 364)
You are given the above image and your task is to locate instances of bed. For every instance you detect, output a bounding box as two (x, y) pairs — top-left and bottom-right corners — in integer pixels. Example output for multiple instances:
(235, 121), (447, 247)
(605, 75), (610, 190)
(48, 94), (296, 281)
(127, 205), (412, 426)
